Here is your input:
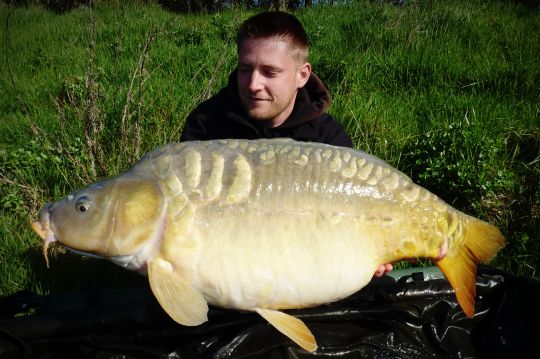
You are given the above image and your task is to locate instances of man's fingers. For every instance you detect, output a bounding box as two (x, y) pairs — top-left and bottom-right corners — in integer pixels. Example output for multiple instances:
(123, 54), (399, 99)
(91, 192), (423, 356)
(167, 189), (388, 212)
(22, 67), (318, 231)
(374, 263), (394, 277)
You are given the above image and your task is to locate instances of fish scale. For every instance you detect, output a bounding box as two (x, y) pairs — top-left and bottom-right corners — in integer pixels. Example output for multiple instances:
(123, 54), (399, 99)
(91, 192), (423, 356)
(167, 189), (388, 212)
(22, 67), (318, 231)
(32, 138), (504, 353)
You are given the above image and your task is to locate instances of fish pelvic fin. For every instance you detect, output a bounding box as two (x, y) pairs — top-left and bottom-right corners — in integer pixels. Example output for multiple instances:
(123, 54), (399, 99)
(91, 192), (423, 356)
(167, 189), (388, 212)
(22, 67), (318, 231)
(436, 217), (505, 318)
(255, 308), (318, 352)
(148, 257), (208, 326)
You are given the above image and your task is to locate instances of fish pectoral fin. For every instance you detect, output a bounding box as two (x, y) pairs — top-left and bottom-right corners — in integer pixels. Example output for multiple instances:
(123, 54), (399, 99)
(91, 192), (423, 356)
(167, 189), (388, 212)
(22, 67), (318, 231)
(255, 308), (317, 352)
(148, 257), (208, 326)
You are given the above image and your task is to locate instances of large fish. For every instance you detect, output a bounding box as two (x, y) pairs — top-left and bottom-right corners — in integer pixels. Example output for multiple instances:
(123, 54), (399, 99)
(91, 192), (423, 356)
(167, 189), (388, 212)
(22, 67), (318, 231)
(32, 139), (504, 352)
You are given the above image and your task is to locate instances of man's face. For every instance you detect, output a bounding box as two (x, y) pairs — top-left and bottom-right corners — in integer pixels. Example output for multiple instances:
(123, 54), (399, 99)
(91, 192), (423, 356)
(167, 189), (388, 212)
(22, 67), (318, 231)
(237, 37), (311, 127)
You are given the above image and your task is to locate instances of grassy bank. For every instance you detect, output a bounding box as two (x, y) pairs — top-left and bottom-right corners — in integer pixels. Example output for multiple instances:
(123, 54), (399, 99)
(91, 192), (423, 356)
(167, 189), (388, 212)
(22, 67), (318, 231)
(1, 0), (539, 296)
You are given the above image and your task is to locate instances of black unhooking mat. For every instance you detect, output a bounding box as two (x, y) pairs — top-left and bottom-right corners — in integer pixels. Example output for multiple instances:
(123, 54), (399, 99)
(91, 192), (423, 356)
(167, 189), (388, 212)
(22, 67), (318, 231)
(1, 266), (538, 359)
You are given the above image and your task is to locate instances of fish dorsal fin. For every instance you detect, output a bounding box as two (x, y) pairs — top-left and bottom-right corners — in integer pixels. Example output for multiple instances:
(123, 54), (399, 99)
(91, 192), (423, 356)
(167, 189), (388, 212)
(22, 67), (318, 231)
(255, 308), (318, 352)
(148, 257), (208, 326)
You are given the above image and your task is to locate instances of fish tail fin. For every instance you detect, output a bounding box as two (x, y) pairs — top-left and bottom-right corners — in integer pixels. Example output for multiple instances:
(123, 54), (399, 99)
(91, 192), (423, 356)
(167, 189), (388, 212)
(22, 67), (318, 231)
(436, 217), (504, 318)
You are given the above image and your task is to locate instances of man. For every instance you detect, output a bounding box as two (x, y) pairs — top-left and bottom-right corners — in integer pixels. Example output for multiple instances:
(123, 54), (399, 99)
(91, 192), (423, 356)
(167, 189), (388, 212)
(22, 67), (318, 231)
(180, 11), (352, 147)
(181, 11), (392, 277)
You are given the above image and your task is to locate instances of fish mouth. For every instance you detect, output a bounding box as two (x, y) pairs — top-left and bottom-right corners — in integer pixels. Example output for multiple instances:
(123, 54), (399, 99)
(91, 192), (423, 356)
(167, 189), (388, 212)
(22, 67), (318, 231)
(31, 205), (57, 268)
(31, 214), (123, 266)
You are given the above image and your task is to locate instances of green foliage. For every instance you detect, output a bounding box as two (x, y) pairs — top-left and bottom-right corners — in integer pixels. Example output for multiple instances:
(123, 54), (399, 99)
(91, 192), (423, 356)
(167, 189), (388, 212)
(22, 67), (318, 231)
(400, 121), (539, 275)
(0, 0), (538, 296)
(400, 120), (513, 210)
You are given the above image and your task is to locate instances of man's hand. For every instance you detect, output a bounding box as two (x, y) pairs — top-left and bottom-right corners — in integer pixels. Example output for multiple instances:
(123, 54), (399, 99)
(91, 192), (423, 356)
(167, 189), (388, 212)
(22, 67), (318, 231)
(374, 263), (393, 278)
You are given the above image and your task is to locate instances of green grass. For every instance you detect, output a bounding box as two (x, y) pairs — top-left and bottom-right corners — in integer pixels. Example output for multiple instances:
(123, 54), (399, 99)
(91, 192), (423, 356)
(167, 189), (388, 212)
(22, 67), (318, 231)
(1, 0), (539, 297)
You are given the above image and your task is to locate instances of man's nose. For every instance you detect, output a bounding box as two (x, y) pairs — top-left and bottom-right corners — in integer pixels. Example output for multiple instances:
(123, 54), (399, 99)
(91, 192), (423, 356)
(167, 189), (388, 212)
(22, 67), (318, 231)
(248, 71), (264, 92)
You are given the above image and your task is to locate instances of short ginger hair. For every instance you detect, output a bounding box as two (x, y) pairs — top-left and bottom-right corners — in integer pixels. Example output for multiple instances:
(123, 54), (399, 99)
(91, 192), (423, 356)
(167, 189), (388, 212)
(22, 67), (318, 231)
(236, 11), (309, 63)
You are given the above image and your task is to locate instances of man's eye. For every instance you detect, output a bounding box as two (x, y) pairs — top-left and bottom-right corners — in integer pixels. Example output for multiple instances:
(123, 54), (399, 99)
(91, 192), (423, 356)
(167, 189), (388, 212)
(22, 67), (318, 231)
(263, 70), (279, 77)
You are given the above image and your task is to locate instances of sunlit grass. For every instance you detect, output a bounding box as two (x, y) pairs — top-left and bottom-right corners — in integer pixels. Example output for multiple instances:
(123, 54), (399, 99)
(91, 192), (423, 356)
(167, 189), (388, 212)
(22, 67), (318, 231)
(1, 0), (538, 296)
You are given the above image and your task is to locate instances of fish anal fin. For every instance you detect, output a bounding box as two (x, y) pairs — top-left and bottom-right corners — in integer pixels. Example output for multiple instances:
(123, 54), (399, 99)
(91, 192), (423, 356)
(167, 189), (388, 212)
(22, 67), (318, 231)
(436, 218), (505, 318)
(148, 257), (208, 326)
(255, 308), (318, 352)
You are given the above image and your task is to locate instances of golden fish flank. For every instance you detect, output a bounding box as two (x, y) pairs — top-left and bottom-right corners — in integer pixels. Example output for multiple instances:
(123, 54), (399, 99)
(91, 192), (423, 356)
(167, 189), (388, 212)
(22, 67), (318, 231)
(31, 138), (505, 353)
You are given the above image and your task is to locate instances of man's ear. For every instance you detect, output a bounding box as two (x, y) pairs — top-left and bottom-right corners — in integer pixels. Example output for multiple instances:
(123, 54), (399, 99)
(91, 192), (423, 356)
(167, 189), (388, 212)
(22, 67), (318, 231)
(297, 62), (312, 88)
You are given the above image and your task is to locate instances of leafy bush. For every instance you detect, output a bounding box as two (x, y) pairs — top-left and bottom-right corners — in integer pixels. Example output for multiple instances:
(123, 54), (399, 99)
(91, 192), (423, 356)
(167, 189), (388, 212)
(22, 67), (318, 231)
(400, 121), (539, 275)
(400, 120), (514, 210)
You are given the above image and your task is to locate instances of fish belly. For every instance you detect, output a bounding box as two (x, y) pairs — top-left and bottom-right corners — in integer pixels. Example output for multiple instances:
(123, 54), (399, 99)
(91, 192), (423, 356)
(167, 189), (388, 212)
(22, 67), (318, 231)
(191, 206), (380, 310)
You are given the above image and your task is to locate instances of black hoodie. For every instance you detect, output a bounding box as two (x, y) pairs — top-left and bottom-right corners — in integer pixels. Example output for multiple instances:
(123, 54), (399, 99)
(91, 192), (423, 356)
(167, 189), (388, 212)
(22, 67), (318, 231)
(180, 70), (353, 148)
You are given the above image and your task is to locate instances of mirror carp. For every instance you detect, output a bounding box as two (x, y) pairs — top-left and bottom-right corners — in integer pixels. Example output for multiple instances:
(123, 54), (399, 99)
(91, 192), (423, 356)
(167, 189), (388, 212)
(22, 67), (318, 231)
(32, 139), (505, 352)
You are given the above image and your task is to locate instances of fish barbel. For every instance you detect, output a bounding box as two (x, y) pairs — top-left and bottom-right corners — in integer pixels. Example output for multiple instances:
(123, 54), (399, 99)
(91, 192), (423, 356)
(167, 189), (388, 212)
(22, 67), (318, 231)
(31, 138), (504, 352)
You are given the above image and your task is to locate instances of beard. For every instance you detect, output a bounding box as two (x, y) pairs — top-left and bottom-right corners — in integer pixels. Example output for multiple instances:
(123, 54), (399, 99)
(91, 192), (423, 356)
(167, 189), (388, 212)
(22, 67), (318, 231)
(240, 92), (297, 124)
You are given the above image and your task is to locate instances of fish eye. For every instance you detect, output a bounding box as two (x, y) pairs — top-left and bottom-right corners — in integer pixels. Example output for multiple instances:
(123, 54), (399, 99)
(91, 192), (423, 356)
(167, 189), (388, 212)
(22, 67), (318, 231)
(75, 196), (91, 213)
